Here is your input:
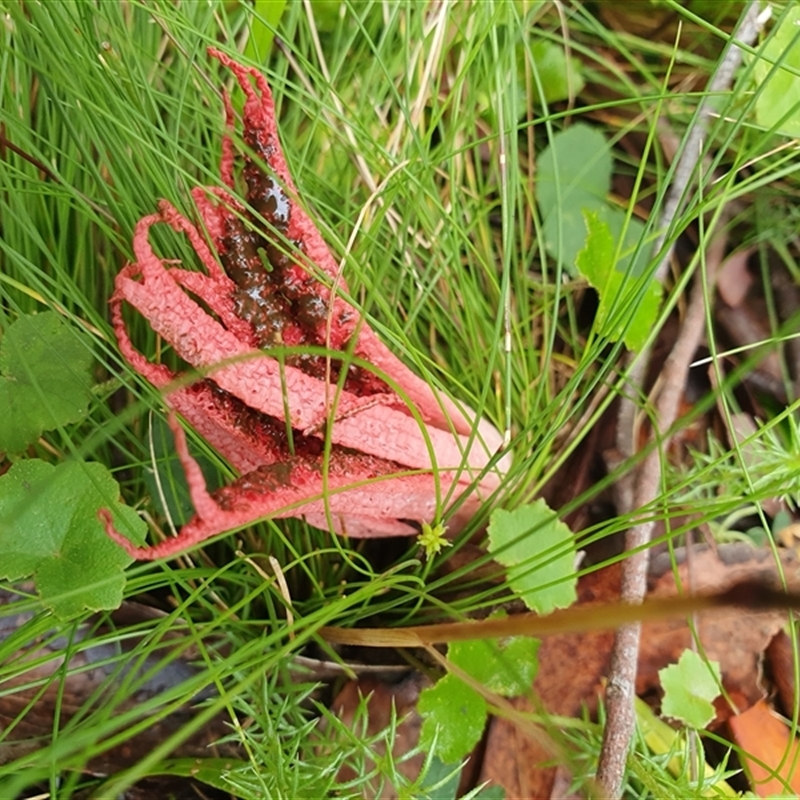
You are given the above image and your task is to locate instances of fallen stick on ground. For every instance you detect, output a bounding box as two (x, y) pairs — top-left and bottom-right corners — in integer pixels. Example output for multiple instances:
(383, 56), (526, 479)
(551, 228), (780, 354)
(596, 4), (766, 795)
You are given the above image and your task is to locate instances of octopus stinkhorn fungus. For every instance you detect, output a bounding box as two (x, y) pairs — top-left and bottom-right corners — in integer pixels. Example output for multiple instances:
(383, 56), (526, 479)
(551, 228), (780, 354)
(100, 48), (506, 560)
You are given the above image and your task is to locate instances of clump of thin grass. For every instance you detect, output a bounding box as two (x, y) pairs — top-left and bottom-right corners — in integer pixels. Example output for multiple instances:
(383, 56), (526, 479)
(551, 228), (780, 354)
(1, 1), (800, 796)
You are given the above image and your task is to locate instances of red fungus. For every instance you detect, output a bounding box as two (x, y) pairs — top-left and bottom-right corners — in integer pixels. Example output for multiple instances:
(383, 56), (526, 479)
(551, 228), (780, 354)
(102, 49), (505, 560)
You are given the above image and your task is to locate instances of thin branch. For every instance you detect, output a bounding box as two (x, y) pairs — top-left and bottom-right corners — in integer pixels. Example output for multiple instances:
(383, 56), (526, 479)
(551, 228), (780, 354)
(616, 1), (765, 470)
(597, 223), (726, 794)
(596, 4), (765, 795)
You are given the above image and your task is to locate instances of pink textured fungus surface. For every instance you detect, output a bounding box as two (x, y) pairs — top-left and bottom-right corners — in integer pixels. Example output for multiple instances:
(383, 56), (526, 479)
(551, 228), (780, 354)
(102, 48), (506, 560)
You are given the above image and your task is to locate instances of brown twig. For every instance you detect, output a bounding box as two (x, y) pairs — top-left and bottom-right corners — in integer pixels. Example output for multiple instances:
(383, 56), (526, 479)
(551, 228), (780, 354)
(597, 225), (726, 792)
(319, 580), (800, 647)
(596, 4), (766, 795)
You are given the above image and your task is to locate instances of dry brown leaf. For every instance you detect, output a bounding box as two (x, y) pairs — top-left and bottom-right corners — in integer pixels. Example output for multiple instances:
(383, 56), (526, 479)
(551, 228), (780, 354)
(728, 698), (800, 797)
(765, 629), (798, 722)
(322, 544), (799, 798)
(717, 248), (753, 308)
(638, 544), (800, 717)
(479, 564), (620, 798)
(481, 544), (799, 796)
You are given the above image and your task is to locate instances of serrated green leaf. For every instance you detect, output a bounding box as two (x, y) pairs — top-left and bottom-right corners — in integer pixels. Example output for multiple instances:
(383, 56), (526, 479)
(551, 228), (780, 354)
(418, 673), (487, 764)
(448, 635), (539, 696)
(487, 501), (577, 614)
(659, 650), (722, 729)
(576, 210), (662, 351)
(0, 312), (94, 453)
(418, 634), (539, 766)
(0, 459), (146, 618)
(752, 6), (800, 138)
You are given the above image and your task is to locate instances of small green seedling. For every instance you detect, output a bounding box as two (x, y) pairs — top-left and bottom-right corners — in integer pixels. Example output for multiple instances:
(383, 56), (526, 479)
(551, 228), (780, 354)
(659, 649), (722, 730)
(418, 634), (540, 764)
(487, 500), (577, 614)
